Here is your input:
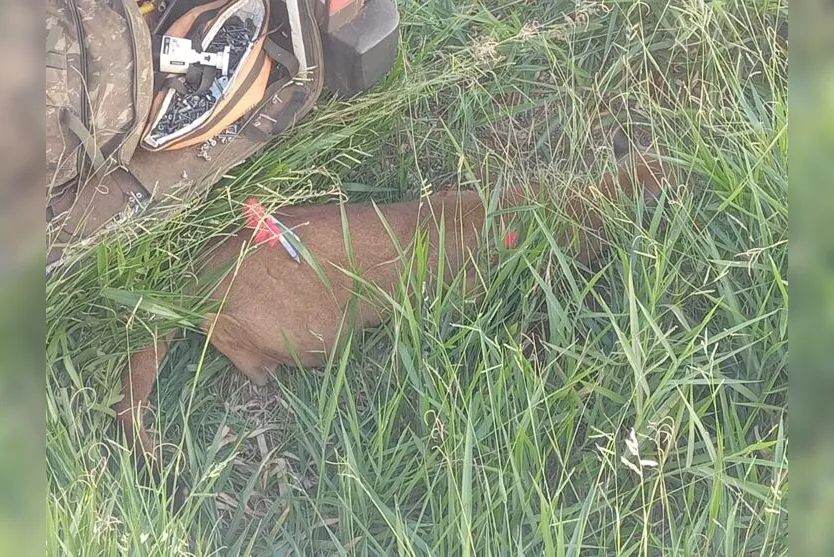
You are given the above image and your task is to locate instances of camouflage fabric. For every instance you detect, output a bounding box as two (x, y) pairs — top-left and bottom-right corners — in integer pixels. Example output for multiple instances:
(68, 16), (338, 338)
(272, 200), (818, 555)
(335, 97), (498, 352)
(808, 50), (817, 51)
(46, 0), (83, 192)
(46, 0), (153, 211)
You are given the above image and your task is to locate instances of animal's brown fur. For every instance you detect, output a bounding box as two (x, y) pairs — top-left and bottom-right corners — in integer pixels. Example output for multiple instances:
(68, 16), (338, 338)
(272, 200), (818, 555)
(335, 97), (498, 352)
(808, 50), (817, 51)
(115, 150), (670, 494)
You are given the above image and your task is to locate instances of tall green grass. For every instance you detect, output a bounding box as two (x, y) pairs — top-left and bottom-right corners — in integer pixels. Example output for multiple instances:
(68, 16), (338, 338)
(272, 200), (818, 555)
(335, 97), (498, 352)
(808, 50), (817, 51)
(47, 0), (787, 554)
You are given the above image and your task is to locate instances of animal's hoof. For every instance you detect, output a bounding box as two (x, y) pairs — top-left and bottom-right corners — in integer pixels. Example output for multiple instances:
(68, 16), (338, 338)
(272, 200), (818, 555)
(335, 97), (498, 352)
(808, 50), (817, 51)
(168, 474), (190, 514)
(145, 460), (189, 514)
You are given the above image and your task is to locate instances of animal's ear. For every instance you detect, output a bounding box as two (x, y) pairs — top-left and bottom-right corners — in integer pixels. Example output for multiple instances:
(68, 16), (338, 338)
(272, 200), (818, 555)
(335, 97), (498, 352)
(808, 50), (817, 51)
(605, 122), (673, 202)
(619, 150), (670, 201)
(612, 125), (632, 160)
(610, 119), (655, 161)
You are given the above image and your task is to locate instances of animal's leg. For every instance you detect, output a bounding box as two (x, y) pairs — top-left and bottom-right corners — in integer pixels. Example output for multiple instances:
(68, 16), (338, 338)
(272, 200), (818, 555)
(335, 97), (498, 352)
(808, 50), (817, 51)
(115, 332), (172, 459)
(115, 330), (188, 510)
(201, 313), (274, 386)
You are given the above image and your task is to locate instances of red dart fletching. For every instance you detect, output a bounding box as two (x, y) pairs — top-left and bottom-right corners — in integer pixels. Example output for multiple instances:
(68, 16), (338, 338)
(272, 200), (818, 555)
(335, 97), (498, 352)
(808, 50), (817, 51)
(504, 230), (518, 249)
(243, 198), (282, 246)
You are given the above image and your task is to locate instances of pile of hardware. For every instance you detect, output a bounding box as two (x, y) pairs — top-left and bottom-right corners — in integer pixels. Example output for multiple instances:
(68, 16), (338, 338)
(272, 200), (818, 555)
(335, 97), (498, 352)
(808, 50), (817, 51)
(209, 16), (256, 71)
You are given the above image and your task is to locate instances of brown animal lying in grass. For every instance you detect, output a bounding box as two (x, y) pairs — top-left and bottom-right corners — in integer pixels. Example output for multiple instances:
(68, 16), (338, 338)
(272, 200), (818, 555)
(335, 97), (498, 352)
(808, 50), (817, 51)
(115, 147), (670, 504)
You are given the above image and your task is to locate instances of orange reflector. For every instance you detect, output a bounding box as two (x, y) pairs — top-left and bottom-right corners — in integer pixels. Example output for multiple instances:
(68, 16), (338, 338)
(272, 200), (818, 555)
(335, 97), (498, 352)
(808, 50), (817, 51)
(329, 0), (353, 14)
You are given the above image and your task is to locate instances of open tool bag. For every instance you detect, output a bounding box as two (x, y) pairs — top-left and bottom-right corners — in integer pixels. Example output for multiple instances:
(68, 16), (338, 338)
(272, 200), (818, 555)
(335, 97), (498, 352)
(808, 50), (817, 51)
(46, 0), (327, 270)
(142, 0), (275, 151)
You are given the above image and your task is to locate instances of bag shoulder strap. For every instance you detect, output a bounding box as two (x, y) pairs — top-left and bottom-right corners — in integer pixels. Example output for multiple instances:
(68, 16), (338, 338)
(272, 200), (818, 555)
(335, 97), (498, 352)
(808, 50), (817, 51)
(263, 38), (299, 76)
(62, 109), (106, 170)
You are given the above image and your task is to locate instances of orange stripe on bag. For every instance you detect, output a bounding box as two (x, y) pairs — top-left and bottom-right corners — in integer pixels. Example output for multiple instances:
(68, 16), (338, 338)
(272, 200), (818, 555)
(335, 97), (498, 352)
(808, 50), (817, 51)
(141, 0), (271, 152)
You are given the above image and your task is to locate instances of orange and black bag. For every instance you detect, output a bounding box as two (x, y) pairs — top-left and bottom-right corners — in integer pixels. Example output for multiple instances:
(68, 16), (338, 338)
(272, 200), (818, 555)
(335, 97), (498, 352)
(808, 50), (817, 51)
(141, 0), (272, 151)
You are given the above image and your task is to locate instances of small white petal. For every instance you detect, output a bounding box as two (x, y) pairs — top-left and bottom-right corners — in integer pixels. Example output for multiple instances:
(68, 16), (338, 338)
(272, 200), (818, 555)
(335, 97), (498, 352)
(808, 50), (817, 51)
(625, 428), (639, 456)
(620, 455), (643, 476)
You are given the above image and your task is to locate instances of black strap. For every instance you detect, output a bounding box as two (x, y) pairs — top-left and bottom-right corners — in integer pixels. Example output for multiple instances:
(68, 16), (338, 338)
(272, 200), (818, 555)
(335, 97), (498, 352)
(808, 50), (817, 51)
(263, 38), (299, 76)
(162, 75), (190, 94)
(184, 63), (217, 94)
(195, 66), (217, 95)
(187, 7), (224, 47)
(159, 65), (216, 96)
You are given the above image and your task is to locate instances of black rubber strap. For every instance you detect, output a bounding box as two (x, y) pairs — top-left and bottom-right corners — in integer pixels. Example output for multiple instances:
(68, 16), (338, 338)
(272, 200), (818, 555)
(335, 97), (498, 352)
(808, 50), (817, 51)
(184, 63), (204, 90)
(160, 65), (216, 96)
(187, 7), (224, 47)
(195, 66), (217, 94)
(263, 38), (299, 76)
(162, 75), (190, 94)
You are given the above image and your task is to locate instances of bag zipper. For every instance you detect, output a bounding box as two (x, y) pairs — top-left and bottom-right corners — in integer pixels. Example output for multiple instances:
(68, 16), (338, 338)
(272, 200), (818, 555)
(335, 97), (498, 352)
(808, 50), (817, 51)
(66, 0), (91, 177)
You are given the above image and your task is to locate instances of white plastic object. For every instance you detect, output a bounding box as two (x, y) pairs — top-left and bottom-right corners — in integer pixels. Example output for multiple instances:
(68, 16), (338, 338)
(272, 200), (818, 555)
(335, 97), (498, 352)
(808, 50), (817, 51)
(158, 35), (231, 76)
